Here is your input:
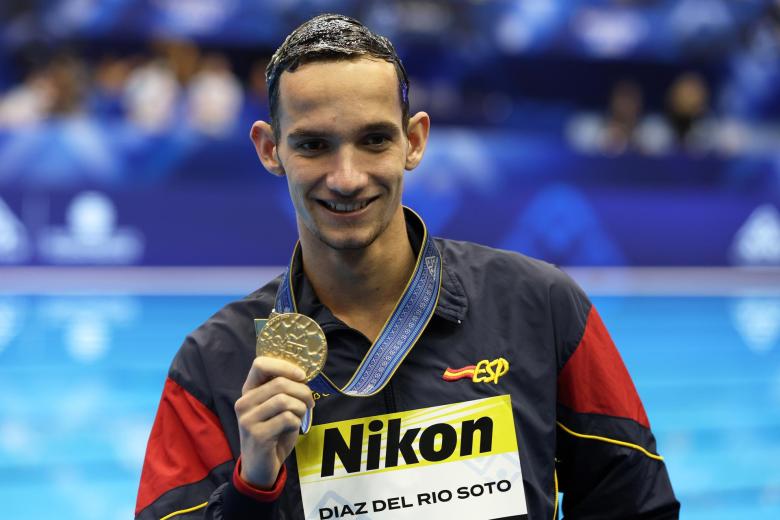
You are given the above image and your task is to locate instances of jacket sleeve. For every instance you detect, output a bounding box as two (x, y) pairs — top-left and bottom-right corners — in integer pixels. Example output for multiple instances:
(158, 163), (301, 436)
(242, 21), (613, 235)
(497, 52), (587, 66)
(554, 294), (680, 518)
(135, 365), (284, 518)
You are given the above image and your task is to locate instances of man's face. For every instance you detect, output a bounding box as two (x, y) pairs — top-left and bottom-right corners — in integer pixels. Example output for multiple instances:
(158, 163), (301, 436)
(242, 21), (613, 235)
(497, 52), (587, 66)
(273, 58), (409, 251)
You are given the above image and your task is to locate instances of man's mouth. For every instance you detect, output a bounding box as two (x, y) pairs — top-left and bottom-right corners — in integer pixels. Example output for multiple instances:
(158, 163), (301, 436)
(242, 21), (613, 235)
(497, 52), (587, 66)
(319, 198), (374, 213)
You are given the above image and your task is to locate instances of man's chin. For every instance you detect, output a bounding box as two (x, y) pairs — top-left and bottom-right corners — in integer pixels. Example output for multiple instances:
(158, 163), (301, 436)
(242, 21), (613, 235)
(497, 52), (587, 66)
(315, 230), (379, 251)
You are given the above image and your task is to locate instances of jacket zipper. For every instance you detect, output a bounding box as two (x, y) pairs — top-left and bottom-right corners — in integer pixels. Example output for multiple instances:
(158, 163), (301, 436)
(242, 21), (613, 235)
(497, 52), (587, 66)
(384, 379), (398, 413)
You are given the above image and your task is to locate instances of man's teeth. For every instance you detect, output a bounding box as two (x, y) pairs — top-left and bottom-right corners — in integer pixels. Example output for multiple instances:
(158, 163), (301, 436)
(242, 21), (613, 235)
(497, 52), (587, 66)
(325, 200), (369, 212)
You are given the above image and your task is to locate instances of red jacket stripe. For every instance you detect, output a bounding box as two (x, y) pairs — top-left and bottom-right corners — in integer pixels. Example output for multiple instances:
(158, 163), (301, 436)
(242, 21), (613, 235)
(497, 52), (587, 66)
(135, 377), (234, 515)
(558, 307), (650, 428)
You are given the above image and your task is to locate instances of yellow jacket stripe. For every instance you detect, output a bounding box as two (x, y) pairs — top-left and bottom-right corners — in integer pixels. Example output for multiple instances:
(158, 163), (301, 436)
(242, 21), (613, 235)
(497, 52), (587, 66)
(160, 501), (208, 520)
(557, 422), (664, 461)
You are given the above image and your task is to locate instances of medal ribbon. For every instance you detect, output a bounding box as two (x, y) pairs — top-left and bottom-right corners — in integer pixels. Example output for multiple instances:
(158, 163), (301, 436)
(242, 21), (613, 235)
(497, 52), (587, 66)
(273, 208), (442, 432)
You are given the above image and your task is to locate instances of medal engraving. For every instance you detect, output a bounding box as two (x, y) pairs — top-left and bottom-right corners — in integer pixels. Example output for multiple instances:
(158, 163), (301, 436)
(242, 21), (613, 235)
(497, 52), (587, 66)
(256, 313), (327, 382)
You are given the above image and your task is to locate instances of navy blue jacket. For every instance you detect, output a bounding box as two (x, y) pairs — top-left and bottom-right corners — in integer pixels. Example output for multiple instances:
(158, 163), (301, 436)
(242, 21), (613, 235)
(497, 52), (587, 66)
(136, 218), (679, 519)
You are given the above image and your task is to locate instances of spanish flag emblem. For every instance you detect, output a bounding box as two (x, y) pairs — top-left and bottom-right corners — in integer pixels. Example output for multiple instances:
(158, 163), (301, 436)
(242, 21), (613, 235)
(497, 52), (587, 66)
(442, 365), (477, 381)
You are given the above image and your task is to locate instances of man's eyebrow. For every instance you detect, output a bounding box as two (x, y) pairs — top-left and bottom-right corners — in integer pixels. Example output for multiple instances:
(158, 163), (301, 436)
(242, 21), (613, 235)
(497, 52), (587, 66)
(287, 128), (325, 141)
(286, 122), (402, 141)
(359, 122), (402, 136)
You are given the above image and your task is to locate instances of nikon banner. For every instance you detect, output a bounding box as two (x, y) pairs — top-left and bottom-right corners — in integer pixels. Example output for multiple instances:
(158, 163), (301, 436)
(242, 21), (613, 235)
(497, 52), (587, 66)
(295, 395), (527, 520)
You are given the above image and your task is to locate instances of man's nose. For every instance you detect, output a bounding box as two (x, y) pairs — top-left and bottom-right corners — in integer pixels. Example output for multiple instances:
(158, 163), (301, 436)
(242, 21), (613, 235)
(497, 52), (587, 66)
(325, 147), (366, 195)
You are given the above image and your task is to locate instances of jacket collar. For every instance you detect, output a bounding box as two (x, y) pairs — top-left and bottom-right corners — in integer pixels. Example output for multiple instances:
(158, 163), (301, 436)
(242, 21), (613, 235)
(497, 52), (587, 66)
(435, 254), (468, 323)
(291, 208), (468, 327)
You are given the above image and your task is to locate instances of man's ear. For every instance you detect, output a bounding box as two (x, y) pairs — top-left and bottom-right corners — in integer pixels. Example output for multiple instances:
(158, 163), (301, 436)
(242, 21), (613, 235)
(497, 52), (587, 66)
(250, 121), (285, 176)
(405, 111), (431, 171)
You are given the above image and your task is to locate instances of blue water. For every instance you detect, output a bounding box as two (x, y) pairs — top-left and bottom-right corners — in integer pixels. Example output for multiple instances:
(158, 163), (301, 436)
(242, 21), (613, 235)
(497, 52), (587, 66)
(0, 294), (779, 519)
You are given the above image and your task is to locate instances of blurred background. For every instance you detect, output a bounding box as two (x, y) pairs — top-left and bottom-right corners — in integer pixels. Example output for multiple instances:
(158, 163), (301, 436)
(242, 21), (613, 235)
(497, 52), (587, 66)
(0, 0), (779, 519)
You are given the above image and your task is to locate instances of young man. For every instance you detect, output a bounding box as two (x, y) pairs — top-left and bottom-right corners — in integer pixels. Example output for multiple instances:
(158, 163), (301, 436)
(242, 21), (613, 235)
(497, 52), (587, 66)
(136, 14), (679, 520)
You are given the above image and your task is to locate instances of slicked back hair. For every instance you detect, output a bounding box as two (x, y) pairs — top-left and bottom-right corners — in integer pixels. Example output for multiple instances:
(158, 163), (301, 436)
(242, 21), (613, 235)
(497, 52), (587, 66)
(266, 13), (410, 139)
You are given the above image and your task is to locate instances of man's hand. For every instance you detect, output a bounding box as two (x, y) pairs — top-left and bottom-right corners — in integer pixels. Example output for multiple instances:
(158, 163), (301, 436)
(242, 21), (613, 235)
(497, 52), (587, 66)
(234, 356), (315, 488)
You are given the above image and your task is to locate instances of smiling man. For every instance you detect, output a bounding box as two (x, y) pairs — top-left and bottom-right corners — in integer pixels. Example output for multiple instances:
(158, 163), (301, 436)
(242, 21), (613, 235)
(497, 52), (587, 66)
(135, 14), (679, 520)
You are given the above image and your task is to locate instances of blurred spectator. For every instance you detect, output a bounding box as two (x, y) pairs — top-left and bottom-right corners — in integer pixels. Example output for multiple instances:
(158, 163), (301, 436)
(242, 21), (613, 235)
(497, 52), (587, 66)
(89, 56), (133, 118)
(46, 54), (87, 116)
(187, 53), (243, 137)
(0, 68), (55, 127)
(665, 72), (710, 147)
(566, 79), (673, 156)
(244, 58), (270, 120)
(123, 57), (180, 133)
(248, 59), (268, 101)
(155, 40), (201, 86)
(602, 80), (643, 154)
(719, 0), (780, 121)
(0, 54), (86, 128)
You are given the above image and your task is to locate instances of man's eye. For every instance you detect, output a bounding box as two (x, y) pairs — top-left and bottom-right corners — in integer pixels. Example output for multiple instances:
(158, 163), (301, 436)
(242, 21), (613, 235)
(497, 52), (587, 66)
(364, 134), (390, 147)
(298, 141), (327, 152)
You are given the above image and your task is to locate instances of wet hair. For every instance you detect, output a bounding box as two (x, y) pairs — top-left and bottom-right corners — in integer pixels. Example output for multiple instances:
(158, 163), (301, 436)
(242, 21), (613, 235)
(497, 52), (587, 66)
(266, 13), (410, 138)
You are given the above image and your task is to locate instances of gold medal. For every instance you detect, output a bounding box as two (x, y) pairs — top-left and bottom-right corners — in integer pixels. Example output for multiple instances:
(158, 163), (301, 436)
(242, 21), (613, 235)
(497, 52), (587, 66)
(256, 312), (327, 382)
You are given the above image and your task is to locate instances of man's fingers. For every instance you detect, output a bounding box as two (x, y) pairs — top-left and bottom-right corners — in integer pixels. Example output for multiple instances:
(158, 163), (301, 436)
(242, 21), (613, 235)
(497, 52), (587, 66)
(239, 393), (310, 428)
(254, 410), (303, 438)
(242, 356), (306, 394)
(236, 377), (315, 414)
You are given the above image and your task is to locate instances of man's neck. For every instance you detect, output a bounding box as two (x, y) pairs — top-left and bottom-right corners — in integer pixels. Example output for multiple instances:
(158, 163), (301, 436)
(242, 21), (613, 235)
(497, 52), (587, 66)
(299, 211), (416, 341)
